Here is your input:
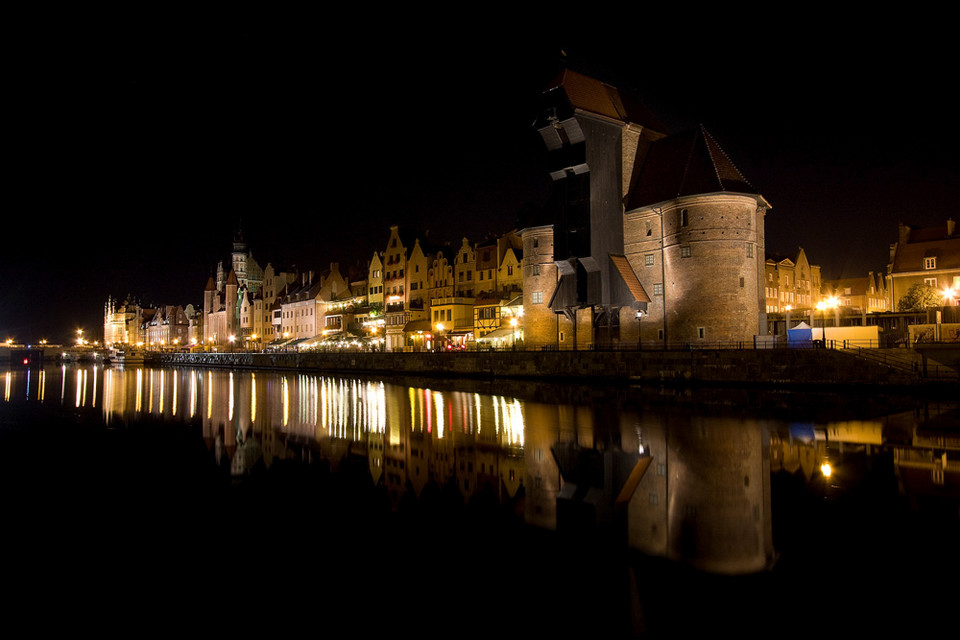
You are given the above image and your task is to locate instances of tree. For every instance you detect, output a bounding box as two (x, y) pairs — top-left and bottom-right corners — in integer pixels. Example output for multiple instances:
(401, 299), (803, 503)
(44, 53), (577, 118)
(897, 283), (942, 312)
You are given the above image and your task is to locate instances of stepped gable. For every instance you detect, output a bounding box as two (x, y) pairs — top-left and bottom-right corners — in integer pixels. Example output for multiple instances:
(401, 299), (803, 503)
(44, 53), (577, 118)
(625, 124), (758, 211)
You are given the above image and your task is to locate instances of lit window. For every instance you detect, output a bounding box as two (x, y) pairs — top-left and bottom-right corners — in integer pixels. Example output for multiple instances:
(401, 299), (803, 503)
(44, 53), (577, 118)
(531, 291), (543, 304)
(645, 254), (655, 267)
(653, 283), (663, 296)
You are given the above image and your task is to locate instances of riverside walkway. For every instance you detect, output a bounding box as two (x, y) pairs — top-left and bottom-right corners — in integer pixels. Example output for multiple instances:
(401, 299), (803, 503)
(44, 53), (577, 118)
(153, 344), (958, 396)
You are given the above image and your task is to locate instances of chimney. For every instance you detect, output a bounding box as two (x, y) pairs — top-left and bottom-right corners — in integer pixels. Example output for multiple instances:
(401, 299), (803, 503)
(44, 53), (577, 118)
(898, 222), (911, 245)
(948, 218), (956, 237)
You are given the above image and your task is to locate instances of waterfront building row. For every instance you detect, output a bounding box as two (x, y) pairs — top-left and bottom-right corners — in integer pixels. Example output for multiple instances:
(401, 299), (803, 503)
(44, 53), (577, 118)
(102, 67), (959, 353)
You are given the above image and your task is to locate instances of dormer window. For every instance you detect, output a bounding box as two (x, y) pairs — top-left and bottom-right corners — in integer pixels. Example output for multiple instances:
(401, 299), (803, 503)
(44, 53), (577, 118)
(924, 257), (937, 269)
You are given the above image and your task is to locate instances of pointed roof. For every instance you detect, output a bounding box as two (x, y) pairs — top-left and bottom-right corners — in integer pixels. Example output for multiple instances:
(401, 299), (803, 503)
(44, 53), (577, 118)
(890, 220), (960, 273)
(541, 68), (668, 133)
(625, 125), (762, 211)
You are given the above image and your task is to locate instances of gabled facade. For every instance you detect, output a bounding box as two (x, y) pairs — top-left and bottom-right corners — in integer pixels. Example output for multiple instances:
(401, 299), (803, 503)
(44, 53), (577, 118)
(145, 305), (189, 348)
(887, 219), (960, 309)
(406, 239), (435, 313)
(764, 248), (823, 314)
(258, 263), (297, 345)
(824, 272), (889, 315)
(497, 242), (523, 297)
(382, 226), (420, 351)
(316, 263), (351, 338)
(367, 251), (384, 310)
(453, 238), (476, 298)
(203, 268), (239, 347)
(426, 248), (455, 308)
(278, 271), (323, 343)
(475, 241), (499, 297)
(383, 225), (417, 311)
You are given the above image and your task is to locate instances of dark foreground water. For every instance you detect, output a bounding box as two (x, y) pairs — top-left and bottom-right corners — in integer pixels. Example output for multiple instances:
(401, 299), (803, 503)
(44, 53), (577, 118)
(2, 364), (957, 638)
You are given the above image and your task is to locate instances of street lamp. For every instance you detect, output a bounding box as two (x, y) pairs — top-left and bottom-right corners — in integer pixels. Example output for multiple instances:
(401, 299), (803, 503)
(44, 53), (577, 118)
(943, 286), (957, 306)
(635, 310), (644, 350)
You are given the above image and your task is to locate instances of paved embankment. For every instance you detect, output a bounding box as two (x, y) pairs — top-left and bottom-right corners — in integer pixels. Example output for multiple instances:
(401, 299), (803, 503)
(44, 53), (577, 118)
(154, 348), (956, 394)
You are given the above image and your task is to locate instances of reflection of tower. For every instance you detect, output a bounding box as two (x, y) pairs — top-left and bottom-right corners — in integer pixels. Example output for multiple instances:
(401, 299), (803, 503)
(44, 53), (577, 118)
(523, 402), (563, 529)
(644, 416), (774, 574)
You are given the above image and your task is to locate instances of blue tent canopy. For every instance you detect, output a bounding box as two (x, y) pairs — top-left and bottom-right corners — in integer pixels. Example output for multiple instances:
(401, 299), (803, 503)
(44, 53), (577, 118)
(787, 321), (813, 348)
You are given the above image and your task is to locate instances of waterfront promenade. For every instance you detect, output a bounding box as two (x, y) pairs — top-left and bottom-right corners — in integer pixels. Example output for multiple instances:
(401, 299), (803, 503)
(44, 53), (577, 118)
(151, 345), (957, 394)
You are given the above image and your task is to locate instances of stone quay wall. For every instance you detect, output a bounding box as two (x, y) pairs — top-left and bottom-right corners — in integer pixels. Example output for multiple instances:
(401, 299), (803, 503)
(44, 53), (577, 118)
(155, 347), (942, 391)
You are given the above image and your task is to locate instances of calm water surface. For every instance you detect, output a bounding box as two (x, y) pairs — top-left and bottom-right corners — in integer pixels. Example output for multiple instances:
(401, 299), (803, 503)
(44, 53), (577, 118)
(2, 363), (957, 637)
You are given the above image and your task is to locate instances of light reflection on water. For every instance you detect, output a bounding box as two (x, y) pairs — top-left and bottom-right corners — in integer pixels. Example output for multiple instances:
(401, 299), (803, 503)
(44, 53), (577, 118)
(2, 363), (958, 635)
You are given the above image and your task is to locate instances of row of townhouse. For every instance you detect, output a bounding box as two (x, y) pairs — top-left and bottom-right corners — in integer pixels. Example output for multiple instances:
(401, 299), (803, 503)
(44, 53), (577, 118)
(763, 217), (959, 326)
(191, 225), (526, 351)
(376, 226), (523, 351)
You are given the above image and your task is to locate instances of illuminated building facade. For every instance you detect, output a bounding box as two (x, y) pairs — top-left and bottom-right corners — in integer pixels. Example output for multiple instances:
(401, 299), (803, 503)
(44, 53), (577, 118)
(453, 238), (476, 298)
(103, 295), (143, 347)
(143, 304), (189, 349)
(523, 68), (769, 348)
(202, 268), (238, 347)
(764, 248), (824, 314)
(823, 272), (889, 316)
(887, 218), (960, 309)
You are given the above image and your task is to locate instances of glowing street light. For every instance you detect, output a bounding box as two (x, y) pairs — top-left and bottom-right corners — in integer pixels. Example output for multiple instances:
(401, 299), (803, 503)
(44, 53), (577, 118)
(943, 286), (957, 306)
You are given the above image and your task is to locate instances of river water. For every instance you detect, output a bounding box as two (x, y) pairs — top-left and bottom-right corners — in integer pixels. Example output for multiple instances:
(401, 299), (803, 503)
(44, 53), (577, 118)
(1, 363), (957, 637)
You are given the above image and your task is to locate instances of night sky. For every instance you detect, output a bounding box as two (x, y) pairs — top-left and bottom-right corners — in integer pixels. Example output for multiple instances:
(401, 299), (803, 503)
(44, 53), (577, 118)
(3, 14), (956, 345)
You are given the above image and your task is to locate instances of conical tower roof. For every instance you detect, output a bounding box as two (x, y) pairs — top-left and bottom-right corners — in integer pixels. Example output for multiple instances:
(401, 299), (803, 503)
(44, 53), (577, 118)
(625, 124), (763, 211)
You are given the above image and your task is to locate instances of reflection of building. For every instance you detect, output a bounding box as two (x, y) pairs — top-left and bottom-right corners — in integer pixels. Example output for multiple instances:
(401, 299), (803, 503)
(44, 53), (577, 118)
(887, 218), (960, 309)
(624, 415), (775, 575)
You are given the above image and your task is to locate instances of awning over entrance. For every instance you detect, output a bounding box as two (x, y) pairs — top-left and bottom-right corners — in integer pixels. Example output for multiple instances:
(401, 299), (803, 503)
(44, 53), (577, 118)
(477, 326), (517, 342)
(403, 319), (432, 333)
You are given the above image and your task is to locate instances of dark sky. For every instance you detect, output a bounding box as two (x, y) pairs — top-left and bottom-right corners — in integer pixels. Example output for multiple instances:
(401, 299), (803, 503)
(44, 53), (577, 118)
(3, 15), (956, 345)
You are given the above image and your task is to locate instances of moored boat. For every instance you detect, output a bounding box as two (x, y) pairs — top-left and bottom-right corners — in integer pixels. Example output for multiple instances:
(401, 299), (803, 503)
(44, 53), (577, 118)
(109, 348), (145, 365)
